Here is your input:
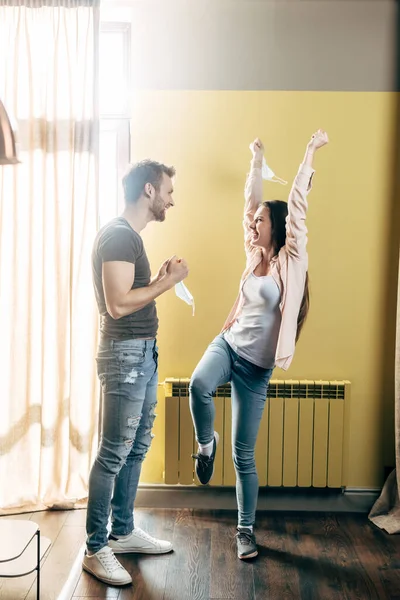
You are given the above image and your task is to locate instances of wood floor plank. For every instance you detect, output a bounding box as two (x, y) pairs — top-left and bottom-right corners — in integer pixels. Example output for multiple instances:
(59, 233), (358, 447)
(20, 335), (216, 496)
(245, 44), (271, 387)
(284, 513), (386, 600)
(133, 508), (176, 540)
(367, 513), (400, 599)
(2, 507), (400, 600)
(253, 513), (301, 600)
(0, 572), (36, 599)
(209, 510), (255, 600)
(322, 514), (387, 600)
(29, 509), (70, 537)
(64, 509), (87, 527)
(118, 555), (170, 600)
(73, 571), (120, 599)
(284, 514), (346, 600)
(344, 514), (400, 600)
(117, 508), (175, 600)
(162, 509), (211, 600)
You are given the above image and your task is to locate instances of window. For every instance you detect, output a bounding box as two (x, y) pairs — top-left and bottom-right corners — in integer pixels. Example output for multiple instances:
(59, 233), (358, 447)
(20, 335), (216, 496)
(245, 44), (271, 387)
(99, 22), (131, 227)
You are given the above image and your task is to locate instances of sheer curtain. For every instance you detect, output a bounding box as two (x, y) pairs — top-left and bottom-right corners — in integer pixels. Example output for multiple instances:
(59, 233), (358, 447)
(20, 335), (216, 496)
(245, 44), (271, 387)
(0, 0), (100, 512)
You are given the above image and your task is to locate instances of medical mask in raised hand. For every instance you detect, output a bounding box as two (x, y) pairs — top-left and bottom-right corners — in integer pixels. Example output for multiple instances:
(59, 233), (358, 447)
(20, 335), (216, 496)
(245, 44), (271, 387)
(261, 158), (287, 185)
(249, 144), (287, 185)
(261, 157), (287, 185)
(175, 281), (195, 316)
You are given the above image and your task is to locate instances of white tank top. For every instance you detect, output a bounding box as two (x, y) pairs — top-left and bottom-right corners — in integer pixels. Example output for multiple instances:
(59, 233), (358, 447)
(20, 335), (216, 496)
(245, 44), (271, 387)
(224, 273), (281, 369)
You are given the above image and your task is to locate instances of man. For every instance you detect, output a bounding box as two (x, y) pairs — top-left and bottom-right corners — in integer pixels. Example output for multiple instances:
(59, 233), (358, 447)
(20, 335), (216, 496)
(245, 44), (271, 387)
(83, 160), (189, 586)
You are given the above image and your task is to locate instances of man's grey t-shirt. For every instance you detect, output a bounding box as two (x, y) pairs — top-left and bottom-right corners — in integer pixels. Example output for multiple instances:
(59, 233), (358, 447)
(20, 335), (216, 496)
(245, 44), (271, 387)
(92, 217), (158, 339)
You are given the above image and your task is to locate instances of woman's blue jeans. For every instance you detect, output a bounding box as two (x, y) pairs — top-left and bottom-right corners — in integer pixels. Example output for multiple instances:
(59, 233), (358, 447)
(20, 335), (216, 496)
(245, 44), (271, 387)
(189, 335), (273, 527)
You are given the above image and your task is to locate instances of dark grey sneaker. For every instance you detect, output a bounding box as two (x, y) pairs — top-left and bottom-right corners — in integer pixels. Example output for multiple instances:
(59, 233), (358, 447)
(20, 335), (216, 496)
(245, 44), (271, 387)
(192, 432), (219, 485)
(236, 527), (258, 559)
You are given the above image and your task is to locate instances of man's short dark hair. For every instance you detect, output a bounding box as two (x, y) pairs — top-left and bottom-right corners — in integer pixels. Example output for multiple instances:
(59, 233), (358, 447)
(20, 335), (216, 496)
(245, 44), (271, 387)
(122, 160), (176, 204)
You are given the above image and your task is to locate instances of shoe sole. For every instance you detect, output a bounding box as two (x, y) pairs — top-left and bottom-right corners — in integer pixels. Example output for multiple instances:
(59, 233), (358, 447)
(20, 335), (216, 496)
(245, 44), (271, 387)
(238, 550), (258, 560)
(109, 546), (173, 555)
(82, 563), (132, 586)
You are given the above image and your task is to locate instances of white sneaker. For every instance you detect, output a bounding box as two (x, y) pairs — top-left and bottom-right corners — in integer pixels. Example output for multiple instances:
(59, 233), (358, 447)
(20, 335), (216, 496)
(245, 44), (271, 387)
(82, 546), (132, 586)
(108, 527), (173, 554)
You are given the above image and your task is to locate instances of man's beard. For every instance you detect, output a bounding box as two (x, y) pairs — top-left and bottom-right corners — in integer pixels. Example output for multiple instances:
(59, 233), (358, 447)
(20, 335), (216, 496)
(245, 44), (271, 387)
(151, 193), (166, 222)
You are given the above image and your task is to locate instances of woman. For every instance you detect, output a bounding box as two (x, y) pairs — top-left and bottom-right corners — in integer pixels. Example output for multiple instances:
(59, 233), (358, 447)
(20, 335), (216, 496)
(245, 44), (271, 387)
(189, 130), (329, 559)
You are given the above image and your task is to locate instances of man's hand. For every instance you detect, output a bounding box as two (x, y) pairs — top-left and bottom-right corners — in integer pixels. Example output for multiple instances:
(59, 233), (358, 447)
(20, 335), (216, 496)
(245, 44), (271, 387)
(103, 254), (189, 320)
(151, 257), (172, 285)
(166, 256), (189, 285)
(250, 138), (264, 160)
(307, 129), (329, 152)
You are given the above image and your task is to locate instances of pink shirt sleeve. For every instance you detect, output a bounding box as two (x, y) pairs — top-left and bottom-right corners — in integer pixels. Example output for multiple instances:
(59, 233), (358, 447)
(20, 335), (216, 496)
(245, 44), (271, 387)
(243, 159), (263, 260)
(284, 163), (315, 260)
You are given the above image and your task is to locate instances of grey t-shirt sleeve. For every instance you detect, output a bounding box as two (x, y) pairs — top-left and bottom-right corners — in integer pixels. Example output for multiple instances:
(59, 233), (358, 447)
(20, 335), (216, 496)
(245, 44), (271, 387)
(99, 228), (143, 264)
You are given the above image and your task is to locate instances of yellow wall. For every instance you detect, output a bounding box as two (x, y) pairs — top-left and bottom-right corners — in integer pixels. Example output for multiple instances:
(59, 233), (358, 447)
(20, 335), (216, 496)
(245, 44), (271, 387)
(134, 91), (397, 489)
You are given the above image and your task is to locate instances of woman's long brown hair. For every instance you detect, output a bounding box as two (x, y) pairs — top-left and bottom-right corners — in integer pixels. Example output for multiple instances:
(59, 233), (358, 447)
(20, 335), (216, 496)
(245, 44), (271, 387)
(263, 200), (310, 342)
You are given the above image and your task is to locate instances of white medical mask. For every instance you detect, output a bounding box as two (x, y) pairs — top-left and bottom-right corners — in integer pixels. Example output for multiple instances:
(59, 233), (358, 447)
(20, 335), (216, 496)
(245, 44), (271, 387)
(261, 158), (287, 185)
(175, 281), (195, 316)
(249, 144), (287, 185)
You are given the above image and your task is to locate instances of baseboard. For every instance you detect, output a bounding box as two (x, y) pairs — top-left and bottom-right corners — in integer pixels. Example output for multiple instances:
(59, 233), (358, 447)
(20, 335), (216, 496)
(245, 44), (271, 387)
(136, 484), (381, 513)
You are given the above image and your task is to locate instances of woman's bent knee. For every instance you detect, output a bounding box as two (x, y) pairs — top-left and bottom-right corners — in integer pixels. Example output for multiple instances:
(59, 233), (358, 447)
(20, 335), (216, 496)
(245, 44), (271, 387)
(189, 372), (213, 399)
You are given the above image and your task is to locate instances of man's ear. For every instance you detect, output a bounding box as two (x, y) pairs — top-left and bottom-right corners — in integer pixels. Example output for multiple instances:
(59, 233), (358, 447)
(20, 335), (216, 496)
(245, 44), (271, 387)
(144, 182), (153, 198)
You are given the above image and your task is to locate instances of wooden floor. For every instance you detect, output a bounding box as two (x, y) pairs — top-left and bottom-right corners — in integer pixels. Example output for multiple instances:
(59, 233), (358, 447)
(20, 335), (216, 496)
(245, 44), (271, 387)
(0, 508), (399, 600)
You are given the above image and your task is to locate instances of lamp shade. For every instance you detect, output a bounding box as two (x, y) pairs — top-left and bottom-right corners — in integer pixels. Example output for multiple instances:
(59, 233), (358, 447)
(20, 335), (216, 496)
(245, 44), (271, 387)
(0, 99), (19, 165)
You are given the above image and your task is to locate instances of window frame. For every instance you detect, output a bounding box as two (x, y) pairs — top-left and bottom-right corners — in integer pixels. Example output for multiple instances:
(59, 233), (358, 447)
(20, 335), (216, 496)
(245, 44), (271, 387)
(99, 21), (131, 119)
(99, 21), (131, 223)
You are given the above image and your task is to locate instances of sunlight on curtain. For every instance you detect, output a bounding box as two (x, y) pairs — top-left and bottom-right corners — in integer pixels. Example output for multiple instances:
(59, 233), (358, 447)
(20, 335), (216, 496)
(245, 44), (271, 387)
(0, 0), (100, 511)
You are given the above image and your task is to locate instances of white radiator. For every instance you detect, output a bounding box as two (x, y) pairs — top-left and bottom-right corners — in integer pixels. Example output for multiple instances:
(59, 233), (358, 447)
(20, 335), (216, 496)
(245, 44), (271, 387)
(164, 378), (350, 488)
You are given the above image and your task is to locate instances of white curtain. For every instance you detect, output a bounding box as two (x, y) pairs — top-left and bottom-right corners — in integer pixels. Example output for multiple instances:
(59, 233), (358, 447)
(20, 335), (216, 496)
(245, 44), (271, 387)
(0, 0), (100, 512)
